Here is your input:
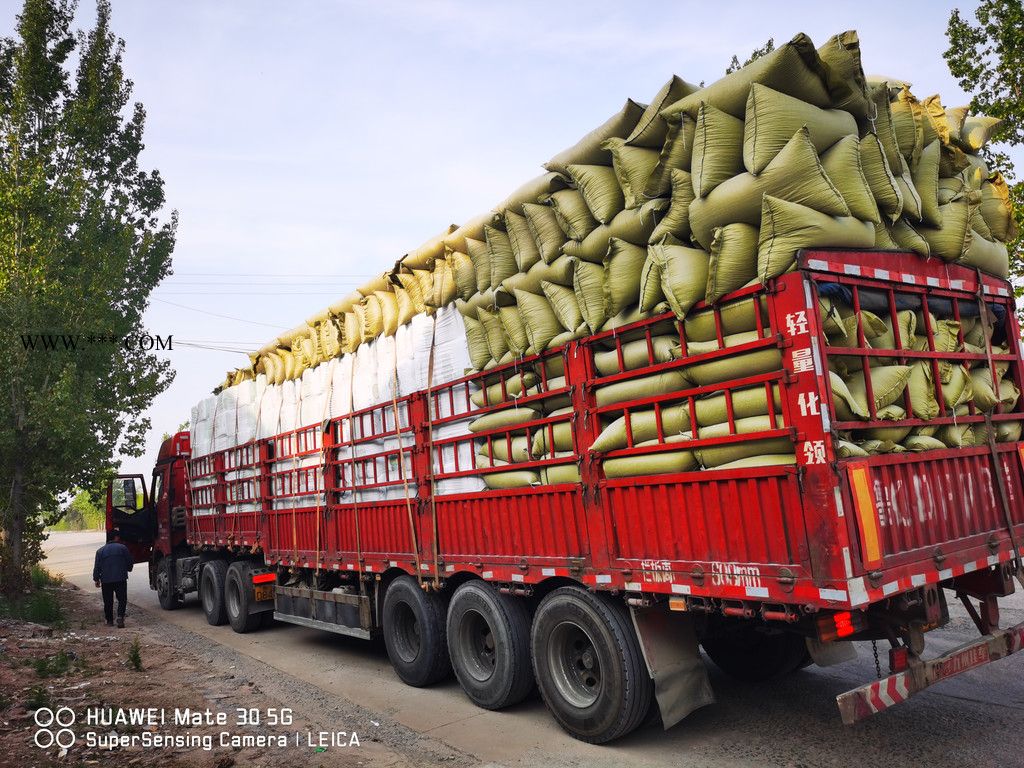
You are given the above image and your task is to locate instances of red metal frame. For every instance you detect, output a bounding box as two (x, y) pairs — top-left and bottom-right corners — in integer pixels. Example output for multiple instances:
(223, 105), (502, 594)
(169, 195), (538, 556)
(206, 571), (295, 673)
(180, 250), (1024, 613)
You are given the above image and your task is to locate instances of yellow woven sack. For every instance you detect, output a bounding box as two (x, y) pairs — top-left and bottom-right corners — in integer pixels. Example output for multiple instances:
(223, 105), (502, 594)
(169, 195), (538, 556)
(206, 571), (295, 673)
(820, 135), (881, 223)
(692, 103), (744, 198)
(706, 223), (759, 303)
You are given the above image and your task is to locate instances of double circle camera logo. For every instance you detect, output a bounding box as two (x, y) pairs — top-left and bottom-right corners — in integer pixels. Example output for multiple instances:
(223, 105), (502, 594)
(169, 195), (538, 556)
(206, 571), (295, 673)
(33, 707), (76, 749)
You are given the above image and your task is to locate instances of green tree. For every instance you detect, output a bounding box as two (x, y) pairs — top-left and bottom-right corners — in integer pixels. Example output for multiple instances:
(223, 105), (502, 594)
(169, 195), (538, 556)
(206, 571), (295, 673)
(48, 488), (103, 531)
(0, 0), (176, 591)
(946, 0), (1024, 301)
(726, 38), (775, 75)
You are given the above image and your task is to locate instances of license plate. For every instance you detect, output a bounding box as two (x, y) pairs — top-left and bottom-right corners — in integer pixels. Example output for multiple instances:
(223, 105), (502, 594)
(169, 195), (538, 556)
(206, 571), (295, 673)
(253, 584), (274, 602)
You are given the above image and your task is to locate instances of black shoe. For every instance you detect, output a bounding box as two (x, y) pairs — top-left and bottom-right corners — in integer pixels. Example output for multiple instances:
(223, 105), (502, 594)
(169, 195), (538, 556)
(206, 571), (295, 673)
(116, 617), (125, 628)
(106, 620), (114, 627)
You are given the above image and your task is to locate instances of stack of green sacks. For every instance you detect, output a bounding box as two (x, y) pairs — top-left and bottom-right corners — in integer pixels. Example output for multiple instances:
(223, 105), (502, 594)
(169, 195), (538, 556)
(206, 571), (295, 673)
(821, 298), (1020, 455)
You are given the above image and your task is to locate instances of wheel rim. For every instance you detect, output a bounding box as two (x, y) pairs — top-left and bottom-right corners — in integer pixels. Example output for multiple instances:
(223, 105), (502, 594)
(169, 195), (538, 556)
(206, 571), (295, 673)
(392, 601), (420, 664)
(227, 578), (241, 618)
(457, 608), (496, 683)
(201, 572), (214, 613)
(547, 620), (602, 709)
(157, 566), (169, 599)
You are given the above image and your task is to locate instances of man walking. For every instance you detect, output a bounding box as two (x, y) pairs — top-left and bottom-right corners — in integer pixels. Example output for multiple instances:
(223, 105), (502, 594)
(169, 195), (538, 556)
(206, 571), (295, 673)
(93, 532), (134, 627)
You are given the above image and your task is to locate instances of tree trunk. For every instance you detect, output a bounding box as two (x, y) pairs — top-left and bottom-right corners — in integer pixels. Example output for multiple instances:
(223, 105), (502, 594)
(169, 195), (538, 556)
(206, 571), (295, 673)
(3, 457), (26, 594)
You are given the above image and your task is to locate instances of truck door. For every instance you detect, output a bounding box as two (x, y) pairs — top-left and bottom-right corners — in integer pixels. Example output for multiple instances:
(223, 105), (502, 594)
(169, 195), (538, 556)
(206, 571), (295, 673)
(106, 474), (154, 563)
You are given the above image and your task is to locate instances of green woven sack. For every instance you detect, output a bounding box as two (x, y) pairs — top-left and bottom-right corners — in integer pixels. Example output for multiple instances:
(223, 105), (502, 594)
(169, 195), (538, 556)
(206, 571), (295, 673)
(540, 462), (581, 485)
(712, 454), (795, 469)
(691, 103), (744, 198)
(514, 289), (565, 352)
(689, 128), (850, 249)
(450, 250), (477, 301)
(644, 115), (696, 198)
(859, 133), (903, 221)
(817, 31), (870, 118)
(482, 470), (540, 490)
(957, 115), (1003, 153)
(595, 370), (689, 408)
(466, 237), (492, 294)
(696, 415), (793, 467)
(572, 258), (607, 333)
(682, 347), (782, 387)
(591, 406), (691, 452)
(477, 306), (509, 361)
(913, 140), (942, 227)
(638, 248), (668, 313)
(888, 219), (930, 257)
(694, 384), (782, 427)
(567, 164), (624, 224)
(593, 336), (678, 376)
(603, 138), (660, 209)
(890, 87), (924, 166)
(758, 196), (874, 282)
(498, 305), (531, 356)
(548, 189), (599, 241)
(563, 206), (660, 263)
(649, 242), (709, 318)
(831, 371), (869, 420)
(959, 227), (1009, 278)
(545, 99), (646, 176)
(865, 84), (905, 173)
(902, 435), (947, 452)
(604, 238), (648, 317)
(478, 436), (532, 464)
(626, 75), (700, 148)
(604, 444), (698, 478)
(873, 221), (900, 249)
(648, 170), (694, 243)
(504, 210), (542, 272)
(485, 225), (518, 288)
(660, 33), (831, 121)
(820, 135), (881, 223)
(918, 197), (974, 262)
(463, 314), (493, 371)
(844, 365), (912, 416)
(469, 406), (540, 433)
(523, 202), (568, 265)
(979, 174), (1015, 241)
(743, 83), (857, 174)
(531, 421), (575, 456)
(684, 297), (769, 342)
(941, 364), (974, 410)
(706, 223), (759, 303)
(541, 280), (584, 332)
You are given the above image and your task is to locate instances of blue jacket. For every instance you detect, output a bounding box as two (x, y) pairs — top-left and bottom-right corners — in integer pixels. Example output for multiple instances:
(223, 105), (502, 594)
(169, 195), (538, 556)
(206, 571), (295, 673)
(93, 542), (134, 584)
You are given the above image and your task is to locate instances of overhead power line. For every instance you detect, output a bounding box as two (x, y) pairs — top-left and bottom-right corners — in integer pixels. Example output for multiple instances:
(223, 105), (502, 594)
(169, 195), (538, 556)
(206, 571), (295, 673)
(152, 298), (288, 330)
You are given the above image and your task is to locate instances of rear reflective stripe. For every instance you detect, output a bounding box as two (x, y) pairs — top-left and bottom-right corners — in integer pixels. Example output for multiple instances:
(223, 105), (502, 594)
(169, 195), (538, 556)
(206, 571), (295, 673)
(849, 465), (882, 567)
(252, 573), (275, 584)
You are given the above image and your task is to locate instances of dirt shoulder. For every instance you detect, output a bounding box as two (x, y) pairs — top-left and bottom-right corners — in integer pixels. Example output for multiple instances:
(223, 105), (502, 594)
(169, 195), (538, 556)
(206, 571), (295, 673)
(0, 581), (470, 768)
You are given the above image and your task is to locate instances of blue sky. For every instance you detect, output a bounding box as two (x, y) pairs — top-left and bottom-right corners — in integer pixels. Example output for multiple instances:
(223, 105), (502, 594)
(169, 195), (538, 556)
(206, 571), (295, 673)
(4, 0), (1014, 477)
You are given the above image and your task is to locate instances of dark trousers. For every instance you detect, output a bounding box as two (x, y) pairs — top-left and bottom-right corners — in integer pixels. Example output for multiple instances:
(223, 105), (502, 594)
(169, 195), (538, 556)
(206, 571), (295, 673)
(101, 580), (127, 623)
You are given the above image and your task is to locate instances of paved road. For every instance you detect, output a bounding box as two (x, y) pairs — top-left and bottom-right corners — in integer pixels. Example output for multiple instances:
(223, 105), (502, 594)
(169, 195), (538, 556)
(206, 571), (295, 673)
(46, 531), (1024, 768)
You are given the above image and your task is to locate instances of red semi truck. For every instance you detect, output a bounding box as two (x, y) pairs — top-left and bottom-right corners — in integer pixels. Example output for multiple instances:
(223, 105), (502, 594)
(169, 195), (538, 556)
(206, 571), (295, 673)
(106, 250), (1024, 742)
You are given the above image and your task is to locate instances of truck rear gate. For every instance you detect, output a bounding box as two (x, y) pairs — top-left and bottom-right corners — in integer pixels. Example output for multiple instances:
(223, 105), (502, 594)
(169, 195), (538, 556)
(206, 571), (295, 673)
(128, 250), (1024, 735)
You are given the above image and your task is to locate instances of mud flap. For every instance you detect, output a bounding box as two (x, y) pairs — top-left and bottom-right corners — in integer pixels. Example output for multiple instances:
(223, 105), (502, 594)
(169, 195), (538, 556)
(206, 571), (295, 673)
(630, 606), (715, 729)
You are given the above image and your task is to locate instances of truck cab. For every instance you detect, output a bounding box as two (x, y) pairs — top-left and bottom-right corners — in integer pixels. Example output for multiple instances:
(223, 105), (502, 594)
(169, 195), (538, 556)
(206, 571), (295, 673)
(106, 431), (192, 606)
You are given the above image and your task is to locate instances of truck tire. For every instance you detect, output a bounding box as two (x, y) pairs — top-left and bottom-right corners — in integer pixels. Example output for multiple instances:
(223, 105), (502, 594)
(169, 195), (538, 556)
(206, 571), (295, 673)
(447, 580), (534, 710)
(701, 626), (808, 682)
(156, 557), (182, 611)
(225, 561), (264, 634)
(382, 576), (451, 687)
(531, 586), (652, 744)
(200, 560), (229, 626)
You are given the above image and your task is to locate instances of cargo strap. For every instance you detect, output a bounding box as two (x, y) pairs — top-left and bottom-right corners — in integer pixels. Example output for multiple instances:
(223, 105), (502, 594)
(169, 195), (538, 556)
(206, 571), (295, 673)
(425, 315), (442, 586)
(390, 360), (423, 585)
(346, 360), (365, 594)
(975, 268), (1020, 560)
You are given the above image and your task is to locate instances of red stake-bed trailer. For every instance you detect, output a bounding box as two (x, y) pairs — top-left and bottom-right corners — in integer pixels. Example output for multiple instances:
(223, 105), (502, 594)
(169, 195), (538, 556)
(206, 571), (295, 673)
(108, 250), (1024, 742)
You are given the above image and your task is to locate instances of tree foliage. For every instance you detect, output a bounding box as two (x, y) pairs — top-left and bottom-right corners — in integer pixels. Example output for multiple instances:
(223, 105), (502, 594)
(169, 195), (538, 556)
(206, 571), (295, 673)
(0, 0), (175, 591)
(726, 38), (775, 75)
(946, 0), (1024, 303)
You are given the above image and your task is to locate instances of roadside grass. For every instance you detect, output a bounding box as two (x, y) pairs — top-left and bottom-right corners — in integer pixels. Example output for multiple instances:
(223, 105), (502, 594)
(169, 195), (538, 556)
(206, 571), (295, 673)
(128, 637), (143, 671)
(33, 650), (71, 678)
(0, 566), (66, 626)
(24, 686), (51, 710)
